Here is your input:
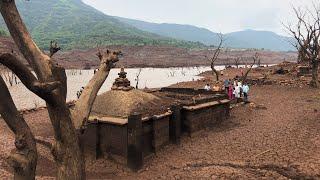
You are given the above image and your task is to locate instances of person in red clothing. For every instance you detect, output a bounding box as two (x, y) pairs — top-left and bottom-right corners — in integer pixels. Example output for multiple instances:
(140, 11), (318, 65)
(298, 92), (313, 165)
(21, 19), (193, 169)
(228, 83), (233, 100)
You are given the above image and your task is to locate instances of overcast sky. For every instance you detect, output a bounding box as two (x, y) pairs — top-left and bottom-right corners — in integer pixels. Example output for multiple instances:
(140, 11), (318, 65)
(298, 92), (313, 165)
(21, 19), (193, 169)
(82, 0), (314, 35)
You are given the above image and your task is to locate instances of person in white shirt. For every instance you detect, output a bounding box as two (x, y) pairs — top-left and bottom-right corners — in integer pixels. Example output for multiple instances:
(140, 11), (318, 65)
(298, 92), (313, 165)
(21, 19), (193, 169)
(242, 82), (250, 103)
(204, 84), (211, 91)
(234, 83), (241, 99)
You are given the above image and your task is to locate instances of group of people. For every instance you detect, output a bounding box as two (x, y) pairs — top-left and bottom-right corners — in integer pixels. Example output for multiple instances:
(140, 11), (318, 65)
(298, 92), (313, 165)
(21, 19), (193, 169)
(224, 79), (250, 103)
(204, 79), (250, 103)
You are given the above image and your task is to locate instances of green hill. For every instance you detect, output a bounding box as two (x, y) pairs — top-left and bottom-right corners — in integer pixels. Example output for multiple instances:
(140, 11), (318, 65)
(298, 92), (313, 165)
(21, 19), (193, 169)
(0, 0), (205, 50)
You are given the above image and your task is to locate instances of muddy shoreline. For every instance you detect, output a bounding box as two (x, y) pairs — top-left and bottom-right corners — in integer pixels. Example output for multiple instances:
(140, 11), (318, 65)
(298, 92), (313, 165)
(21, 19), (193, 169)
(1, 64), (319, 179)
(1, 37), (297, 69)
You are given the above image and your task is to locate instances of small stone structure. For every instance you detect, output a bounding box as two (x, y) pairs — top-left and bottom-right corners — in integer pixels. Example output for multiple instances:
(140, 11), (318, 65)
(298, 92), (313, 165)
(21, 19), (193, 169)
(297, 66), (311, 77)
(111, 67), (134, 91)
(80, 69), (230, 171)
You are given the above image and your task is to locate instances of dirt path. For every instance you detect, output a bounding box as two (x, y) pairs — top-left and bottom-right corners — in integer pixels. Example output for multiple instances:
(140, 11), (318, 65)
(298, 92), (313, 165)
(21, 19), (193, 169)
(99, 85), (319, 179)
(0, 85), (320, 179)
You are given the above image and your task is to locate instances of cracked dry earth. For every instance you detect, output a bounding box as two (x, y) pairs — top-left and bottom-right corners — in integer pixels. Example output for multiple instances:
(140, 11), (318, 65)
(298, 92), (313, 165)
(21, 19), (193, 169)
(1, 85), (320, 179)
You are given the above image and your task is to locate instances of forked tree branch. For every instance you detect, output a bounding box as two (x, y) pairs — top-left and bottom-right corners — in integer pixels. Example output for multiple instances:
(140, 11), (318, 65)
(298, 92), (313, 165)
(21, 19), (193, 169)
(71, 49), (122, 129)
(283, 4), (320, 62)
(242, 53), (258, 82)
(234, 57), (240, 68)
(0, 0), (52, 80)
(1, 0), (87, 178)
(0, 53), (61, 102)
(205, 33), (224, 81)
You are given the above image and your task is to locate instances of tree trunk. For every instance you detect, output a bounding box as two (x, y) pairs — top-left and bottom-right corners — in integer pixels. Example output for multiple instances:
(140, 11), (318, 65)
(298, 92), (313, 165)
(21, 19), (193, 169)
(211, 64), (219, 81)
(0, 2), (86, 178)
(47, 68), (86, 180)
(1, 2), (119, 179)
(310, 60), (319, 88)
(0, 77), (37, 180)
(50, 114), (85, 180)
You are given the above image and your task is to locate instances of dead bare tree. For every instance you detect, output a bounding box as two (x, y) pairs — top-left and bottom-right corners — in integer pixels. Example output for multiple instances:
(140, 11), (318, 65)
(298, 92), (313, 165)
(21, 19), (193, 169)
(256, 55), (261, 67)
(206, 33), (224, 81)
(297, 45), (309, 64)
(135, 68), (142, 89)
(234, 57), (240, 68)
(284, 4), (320, 88)
(0, 1), (122, 179)
(242, 53), (258, 83)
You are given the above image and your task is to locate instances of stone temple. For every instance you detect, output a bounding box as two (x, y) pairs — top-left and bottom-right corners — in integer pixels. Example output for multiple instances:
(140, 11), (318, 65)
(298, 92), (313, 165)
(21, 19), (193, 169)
(83, 68), (230, 171)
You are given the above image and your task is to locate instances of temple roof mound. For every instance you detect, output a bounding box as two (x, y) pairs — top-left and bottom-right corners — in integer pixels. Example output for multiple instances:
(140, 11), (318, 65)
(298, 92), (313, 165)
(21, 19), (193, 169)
(91, 89), (161, 118)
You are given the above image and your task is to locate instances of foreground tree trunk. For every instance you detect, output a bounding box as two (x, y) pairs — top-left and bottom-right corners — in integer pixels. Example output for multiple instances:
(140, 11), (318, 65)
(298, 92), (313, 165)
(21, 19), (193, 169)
(0, 77), (37, 180)
(0, 1), (121, 178)
(47, 101), (86, 180)
(0, 2), (85, 178)
(310, 59), (319, 88)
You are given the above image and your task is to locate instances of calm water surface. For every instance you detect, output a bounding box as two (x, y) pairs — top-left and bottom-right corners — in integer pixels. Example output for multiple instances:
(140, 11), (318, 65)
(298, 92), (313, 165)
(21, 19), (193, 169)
(7, 66), (220, 110)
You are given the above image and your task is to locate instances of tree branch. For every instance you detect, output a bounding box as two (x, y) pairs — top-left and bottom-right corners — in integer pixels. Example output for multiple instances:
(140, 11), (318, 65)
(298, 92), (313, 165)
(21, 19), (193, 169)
(0, 53), (61, 102)
(0, 76), (37, 179)
(242, 53), (258, 82)
(71, 49), (122, 129)
(49, 41), (61, 58)
(206, 33), (224, 81)
(0, 0), (52, 80)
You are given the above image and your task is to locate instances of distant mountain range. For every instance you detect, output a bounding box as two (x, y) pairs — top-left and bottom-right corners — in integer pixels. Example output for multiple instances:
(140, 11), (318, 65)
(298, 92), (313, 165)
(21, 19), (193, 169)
(0, 0), (204, 50)
(224, 30), (294, 51)
(116, 17), (295, 51)
(0, 0), (295, 51)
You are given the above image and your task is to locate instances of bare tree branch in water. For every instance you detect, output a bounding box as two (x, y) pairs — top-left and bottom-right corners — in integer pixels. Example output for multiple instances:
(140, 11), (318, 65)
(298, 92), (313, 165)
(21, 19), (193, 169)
(205, 33), (224, 81)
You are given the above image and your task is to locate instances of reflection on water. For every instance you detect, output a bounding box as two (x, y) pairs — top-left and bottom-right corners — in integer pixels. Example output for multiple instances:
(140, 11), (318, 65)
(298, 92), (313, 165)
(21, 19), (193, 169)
(8, 66), (216, 110)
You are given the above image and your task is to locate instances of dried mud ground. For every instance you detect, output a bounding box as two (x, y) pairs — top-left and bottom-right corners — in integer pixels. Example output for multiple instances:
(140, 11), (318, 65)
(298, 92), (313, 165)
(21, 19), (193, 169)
(1, 85), (320, 179)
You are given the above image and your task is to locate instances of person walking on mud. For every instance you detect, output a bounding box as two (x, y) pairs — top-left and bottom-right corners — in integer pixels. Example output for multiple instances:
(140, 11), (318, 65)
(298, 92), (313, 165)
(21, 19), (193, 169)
(242, 82), (250, 103)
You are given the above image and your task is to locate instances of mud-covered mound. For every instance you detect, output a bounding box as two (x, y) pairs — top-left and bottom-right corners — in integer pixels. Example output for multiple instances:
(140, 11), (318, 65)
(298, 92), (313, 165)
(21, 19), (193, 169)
(91, 89), (170, 118)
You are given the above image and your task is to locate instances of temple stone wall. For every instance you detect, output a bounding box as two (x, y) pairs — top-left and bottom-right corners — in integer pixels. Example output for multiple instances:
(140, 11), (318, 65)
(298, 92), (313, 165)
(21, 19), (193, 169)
(82, 98), (230, 170)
